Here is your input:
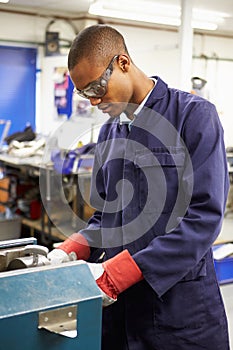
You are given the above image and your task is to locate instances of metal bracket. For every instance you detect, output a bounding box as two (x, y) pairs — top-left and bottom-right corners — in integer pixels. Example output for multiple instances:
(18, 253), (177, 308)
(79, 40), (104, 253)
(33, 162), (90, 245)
(38, 305), (77, 338)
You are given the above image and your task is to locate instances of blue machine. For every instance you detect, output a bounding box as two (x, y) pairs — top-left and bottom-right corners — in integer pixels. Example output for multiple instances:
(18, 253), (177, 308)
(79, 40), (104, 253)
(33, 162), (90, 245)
(0, 239), (102, 350)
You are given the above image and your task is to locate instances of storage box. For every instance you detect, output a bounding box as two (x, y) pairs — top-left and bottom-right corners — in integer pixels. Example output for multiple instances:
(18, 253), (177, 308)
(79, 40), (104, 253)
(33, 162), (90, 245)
(0, 215), (21, 241)
(213, 244), (233, 284)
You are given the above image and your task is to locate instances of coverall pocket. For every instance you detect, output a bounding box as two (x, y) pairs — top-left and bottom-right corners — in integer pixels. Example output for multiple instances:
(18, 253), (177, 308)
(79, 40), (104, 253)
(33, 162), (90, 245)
(135, 148), (185, 213)
(153, 258), (207, 329)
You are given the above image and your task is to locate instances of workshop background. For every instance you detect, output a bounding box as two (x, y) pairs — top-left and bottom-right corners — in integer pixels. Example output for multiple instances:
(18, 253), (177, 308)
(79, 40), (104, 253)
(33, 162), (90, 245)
(0, 0), (233, 145)
(0, 0), (233, 349)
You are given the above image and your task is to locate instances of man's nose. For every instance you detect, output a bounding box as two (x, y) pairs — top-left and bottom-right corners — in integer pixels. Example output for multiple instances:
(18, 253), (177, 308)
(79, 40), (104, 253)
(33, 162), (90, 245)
(89, 97), (102, 106)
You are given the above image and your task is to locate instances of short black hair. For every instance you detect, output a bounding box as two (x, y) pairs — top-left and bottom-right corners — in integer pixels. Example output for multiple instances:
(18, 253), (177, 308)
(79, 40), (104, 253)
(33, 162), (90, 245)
(68, 24), (129, 70)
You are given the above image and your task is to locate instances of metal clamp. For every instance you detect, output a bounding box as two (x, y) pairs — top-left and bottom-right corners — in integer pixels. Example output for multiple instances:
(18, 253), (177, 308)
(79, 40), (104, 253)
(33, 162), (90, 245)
(24, 245), (49, 266)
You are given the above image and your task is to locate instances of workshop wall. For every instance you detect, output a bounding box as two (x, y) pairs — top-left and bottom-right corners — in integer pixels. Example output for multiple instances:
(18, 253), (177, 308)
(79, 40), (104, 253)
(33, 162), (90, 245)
(109, 24), (233, 147)
(0, 11), (233, 146)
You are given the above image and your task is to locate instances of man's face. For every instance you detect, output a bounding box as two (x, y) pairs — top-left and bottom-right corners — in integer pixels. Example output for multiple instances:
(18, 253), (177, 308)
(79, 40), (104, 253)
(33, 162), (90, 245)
(70, 55), (133, 118)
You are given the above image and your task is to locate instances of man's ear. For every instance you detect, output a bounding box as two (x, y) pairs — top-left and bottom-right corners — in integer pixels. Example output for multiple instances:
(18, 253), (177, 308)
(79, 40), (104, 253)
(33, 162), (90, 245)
(118, 54), (130, 72)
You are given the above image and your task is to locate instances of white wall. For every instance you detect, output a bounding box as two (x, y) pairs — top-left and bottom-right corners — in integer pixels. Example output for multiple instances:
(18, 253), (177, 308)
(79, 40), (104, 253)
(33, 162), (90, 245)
(0, 11), (233, 146)
(115, 24), (180, 87)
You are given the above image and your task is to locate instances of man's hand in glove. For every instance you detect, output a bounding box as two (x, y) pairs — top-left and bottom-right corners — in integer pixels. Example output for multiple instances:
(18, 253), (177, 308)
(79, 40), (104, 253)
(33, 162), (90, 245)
(47, 233), (143, 308)
(87, 250), (143, 307)
(47, 249), (76, 264)
(47, 232), (90, 264)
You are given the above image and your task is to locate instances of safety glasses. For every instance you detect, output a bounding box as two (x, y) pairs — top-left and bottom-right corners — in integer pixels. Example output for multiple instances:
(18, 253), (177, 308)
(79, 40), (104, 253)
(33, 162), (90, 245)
(73, 55), (119, 99)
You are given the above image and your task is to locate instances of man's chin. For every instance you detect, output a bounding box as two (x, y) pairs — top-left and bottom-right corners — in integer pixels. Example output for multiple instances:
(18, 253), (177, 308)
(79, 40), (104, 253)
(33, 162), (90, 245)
(100, 109), (121, 118)
(99, 102), (128, 118)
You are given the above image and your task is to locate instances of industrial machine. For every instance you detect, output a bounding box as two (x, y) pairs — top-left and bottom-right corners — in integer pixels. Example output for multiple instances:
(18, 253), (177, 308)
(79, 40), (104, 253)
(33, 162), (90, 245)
(0, 238), (102, 350)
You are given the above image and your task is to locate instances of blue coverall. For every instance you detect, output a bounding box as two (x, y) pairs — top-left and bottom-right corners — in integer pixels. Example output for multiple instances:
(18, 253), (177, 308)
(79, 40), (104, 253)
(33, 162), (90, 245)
(81, 77), (230, 350)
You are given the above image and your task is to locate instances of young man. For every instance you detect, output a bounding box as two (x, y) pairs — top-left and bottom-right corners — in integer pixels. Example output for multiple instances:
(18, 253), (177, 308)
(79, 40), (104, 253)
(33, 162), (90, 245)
(48, 25), (230, 349)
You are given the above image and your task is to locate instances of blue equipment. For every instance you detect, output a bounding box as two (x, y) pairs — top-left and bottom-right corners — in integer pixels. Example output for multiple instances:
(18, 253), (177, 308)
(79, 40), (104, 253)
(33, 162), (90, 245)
(0, 238), (102, 350)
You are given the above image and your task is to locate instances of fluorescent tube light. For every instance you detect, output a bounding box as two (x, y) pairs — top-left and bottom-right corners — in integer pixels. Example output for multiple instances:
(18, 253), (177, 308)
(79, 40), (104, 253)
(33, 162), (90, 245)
(0, 0), (10, 3)
(193, 9), (228, 24)
(192, 21), (218, 31)
(89, 0), (230, 31)
(89, 7), (180, 26)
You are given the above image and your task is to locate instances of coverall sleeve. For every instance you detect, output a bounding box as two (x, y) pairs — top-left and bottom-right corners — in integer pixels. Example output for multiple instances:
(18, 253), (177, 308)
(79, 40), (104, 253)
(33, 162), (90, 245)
(133, 101), (229, 297)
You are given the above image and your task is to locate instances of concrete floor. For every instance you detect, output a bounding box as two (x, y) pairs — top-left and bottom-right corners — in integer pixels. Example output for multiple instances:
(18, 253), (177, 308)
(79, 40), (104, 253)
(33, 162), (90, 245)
(217, 213), (233, 349)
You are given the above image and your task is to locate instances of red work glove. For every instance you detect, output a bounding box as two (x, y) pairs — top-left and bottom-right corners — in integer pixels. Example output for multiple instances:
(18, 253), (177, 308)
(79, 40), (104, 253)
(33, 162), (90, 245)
(87, 250), (143, 306)
(47, 233), (90, 264)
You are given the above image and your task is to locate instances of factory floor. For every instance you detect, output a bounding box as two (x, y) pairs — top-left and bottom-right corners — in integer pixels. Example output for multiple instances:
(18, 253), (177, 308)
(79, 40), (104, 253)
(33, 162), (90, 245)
(217, 213), (233, 349)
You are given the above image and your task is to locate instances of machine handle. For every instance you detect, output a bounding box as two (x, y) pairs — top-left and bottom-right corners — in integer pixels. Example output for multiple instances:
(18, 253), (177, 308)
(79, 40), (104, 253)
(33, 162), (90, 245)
(24, 245), (49, 257)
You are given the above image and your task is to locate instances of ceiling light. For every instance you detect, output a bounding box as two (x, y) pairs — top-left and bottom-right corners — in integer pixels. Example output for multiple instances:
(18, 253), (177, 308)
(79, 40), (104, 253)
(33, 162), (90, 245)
(0, 0), (10, 3)
(89, 6), (180, 26)
(193, 9), (228, 24)
(89, 0), (231, 31)
(192, 21), (218, 31)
